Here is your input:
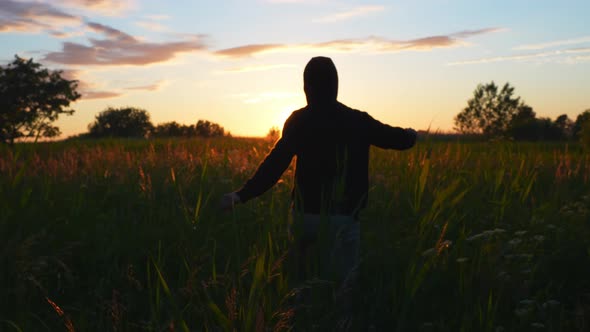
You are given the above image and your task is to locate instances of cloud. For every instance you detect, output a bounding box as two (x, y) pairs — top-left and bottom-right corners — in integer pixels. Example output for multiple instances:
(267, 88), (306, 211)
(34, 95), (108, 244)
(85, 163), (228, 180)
(44, 21), (207, 66)
(451, 28), (508, 38)
(448, 47), (590, 65)
(86, 21), (134, 41)
(82, 91), (123, 99)
(144, 14), (171, 21)
(125, 80), (168, 91)
(60, 69), (123, 100)
(49, 0), (135, 15)
(514, 36), (590, 51)
(134, 13), (171, 32)
(135, 21), (169, 32)
(564, 47), (590, 54)
(49, 29), (86, 38)
(62, 69), (168, 99)
(214, 28), (503, 58)
(221, 63), (296, 73)
(564, 55), (590, 64)
(0, 0), (80, 33)
(264, 0), (324, 3)
(314, 5), (385, 23)
(215, 44), (283, 58)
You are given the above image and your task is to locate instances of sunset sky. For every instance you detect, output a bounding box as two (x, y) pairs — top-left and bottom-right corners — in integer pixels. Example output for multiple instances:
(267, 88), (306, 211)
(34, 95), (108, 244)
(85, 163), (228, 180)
(1, 0), (589, 138)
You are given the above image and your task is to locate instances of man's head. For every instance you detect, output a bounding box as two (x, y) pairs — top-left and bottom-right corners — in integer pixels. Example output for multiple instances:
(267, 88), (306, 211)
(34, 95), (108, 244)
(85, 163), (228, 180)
(303, 56), (338, 107)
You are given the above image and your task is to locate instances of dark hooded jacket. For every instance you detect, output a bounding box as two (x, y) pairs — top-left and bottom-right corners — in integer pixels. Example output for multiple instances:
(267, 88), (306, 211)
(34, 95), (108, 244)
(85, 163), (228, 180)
(236, 57), (416, 216)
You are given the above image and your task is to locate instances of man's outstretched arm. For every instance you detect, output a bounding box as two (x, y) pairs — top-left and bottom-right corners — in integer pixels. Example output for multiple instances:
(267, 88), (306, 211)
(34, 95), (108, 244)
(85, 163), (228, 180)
(362, 112), (417, 150)
(235, 136), (295, 202)
(220, 117), (297, 210)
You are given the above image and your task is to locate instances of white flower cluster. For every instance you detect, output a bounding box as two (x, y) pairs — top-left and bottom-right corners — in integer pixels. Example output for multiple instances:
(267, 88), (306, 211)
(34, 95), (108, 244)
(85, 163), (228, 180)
(466, 228), (506, 242)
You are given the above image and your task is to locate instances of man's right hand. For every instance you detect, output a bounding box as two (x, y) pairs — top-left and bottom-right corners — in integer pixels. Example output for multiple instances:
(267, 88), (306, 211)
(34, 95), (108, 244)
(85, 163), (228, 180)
(220, 192), (241, 211)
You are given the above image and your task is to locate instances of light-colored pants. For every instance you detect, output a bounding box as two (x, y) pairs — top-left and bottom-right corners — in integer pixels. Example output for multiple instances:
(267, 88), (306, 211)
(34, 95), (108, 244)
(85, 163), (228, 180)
(289, 212), (360, 291)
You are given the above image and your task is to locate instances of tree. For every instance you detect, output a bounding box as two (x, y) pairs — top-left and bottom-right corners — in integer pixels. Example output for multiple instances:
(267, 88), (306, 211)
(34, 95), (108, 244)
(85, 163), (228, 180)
(454, 82), (528, 138)
(0, 55), (80, 144)
(150, 120), (226, 138)
(153, 121), (184, 137)
(88, 107), (153, 138)
(508, 106), (539, 140)
(195, 120), (224, 137)
(580, 118), (590, 149)
(573, 109), (590, 140)
(509, 109), (571, 141)
(554, 114), (573, 140)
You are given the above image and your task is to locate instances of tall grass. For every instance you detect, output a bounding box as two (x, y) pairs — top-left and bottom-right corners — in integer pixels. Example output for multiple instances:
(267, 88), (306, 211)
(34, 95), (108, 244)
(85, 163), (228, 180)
(1, 138), (589, 331)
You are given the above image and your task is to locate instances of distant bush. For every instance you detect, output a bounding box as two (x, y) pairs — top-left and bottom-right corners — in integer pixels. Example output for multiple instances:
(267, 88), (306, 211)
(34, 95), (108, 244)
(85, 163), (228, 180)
(266, 126), (280, 142)
(574, 109), (590, 140)
(152, 120), (225, 138)
(88, 107), (153, 138)
(580, 119), (590, 149)
(195, 120), (224, 137)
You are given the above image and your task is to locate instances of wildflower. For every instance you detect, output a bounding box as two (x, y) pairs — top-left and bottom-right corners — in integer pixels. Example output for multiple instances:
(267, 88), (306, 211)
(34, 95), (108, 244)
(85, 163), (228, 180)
(466, 228), (506, 242)
(542, 300), (560, 308)
(514, 230), (527, 236)
(456, 257), (469, 263)
(508, 238), (522, 246)
(533, 235), (545, 242)
(421, 248), (436, 257)
(514, 307), (532, 317)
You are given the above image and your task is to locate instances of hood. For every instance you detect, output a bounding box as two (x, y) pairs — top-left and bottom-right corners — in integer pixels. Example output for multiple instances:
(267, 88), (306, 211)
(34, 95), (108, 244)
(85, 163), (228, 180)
(303, 56), (338, 108)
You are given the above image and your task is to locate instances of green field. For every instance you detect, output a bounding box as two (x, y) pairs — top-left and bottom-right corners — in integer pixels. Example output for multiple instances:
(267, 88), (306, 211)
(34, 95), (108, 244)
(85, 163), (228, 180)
(1, 137), (589, 331)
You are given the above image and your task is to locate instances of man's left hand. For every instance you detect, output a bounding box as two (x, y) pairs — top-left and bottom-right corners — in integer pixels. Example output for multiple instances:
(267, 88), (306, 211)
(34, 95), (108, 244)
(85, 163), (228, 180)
(220, 192), (241, 211)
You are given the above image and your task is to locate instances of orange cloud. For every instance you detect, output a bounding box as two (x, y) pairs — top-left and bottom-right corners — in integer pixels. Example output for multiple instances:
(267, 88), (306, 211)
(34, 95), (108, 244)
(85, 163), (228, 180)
(82, 91), (122, 99)
(214, 28), (503, 58)
(78, 78), (165, 99)
(215, 44), (283, 58)
(60, 69), (122, 100)
(61, 68), (168, 100)
(44, 21), (206, 66)
(0, 0), (80, 33)
(265, 0), (325, 3)
(87, 21), (134, 41)
(51, 0), (134, 16)
(125, 80), (168, 91)
(448, 47), (590, 65)
(514, 36), (590, 51)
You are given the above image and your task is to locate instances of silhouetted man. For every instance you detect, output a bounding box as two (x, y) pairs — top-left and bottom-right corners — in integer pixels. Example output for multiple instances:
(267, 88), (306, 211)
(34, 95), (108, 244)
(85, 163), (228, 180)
(220, 56), (417, 313)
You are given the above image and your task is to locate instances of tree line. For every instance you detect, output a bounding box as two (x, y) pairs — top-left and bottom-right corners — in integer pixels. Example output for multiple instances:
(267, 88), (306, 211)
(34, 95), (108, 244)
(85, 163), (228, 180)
(0, 56), (225, 144)
(454, 81), (590, 143)
(77, 106), (226, 139)
(1, 56), (589, 145)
